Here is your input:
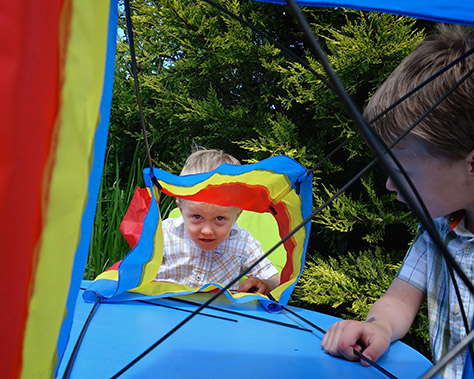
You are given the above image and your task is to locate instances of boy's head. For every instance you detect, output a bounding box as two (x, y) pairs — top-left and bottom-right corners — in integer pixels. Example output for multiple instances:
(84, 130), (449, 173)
(364, 24), (474, 161)
(178, 200), (241, 251)
(364, 25), (474, 219)
(178, 148), (242, 251)
(180, 148), (241, 175)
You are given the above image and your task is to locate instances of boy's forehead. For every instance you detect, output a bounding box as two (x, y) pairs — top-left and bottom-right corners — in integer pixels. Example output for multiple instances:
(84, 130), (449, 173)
(393, 133), (431, 152)
(181, 200), (239, 214)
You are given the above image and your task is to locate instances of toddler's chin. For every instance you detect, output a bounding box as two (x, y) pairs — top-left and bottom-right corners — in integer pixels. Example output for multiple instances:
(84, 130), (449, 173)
(196, 240), (218, 252)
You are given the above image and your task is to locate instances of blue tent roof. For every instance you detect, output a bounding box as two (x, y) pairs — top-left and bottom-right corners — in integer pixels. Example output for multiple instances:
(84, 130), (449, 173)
(253, 0), (474, 26)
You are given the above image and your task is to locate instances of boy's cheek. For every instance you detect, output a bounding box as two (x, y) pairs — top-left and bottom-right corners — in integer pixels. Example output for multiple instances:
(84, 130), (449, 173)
(183, 223), (198, 236)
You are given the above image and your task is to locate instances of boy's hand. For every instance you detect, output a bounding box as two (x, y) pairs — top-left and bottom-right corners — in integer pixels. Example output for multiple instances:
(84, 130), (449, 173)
(321, 319), (391, 366)
(321, 279), (424, 366)
(238, 277), (270, 295)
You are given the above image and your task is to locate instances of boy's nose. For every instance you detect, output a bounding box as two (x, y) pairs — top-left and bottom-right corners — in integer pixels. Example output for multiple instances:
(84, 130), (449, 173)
(386, 177), (396, 192)
(201, 223), (213, 235)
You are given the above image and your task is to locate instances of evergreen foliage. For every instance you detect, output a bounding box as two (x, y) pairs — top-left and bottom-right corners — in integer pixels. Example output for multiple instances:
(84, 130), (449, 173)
(93, 0), (438, 357)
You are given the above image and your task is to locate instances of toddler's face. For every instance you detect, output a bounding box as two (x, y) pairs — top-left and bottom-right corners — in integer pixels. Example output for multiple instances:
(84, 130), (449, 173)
(178, 200), (240, 252)
(385, 136), (469, 219)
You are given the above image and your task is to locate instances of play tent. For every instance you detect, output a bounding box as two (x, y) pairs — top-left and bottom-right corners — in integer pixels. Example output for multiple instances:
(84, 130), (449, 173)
(2, 0), (474, 377)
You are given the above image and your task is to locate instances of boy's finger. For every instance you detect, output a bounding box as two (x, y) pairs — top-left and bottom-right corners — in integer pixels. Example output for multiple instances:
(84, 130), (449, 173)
(322, 322), (361, 361)
(358, 338), (388, 367)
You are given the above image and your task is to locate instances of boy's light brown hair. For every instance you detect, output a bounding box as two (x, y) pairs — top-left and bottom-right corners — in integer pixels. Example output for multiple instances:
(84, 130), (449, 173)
(364, 25), (474, 161)
(180, 148), (241, 176)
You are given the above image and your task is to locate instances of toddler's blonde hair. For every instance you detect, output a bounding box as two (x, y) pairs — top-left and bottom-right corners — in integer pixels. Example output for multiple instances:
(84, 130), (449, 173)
(180, 148), (241, 176)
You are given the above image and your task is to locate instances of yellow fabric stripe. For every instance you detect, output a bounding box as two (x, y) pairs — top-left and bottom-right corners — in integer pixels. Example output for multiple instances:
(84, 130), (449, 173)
(96, 272), (272, 301)
(283, 194), (307, 278)
(159, 170), (291, 199)
(130, 280), (266, 300)
(96, 270), (119, 281)
(138, 186), (164, 286)
(21, 2), (111, 377)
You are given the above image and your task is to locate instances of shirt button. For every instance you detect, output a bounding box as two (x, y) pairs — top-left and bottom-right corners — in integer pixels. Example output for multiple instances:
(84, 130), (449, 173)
(465, 247), (472, 254)
(453, 304), (460, 314)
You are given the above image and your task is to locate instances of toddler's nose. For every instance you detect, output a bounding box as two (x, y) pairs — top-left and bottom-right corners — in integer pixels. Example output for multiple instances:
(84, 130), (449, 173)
(201, 223), (213, 235)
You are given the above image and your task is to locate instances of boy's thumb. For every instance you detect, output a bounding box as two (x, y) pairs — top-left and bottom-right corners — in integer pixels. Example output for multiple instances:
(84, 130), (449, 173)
(354, 349), (374, 367)
(357, 339), (388, 367)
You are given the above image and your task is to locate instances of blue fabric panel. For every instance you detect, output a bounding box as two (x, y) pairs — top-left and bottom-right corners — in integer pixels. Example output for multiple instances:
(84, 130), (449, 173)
(252, 0), (474, 26)
(58, 282), (441, 379)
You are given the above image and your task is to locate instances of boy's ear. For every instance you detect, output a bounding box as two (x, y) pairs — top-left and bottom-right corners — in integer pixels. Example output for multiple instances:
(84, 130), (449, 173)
(234, 209), (243, 221)
(466, 150), (474, 180)
(176, 199), (181, 211)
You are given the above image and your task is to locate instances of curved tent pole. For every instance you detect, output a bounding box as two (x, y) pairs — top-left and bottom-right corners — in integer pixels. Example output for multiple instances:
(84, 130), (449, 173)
(203, 0), (474, 176)
(109, 160), (390, 378)
(123, 0), (153, 171)
(110, 1), (474, 377)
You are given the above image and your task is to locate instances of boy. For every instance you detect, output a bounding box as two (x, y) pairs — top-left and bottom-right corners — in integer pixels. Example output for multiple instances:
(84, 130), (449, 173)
(154, 148), (280, 295)
(321, 25), (474, 378)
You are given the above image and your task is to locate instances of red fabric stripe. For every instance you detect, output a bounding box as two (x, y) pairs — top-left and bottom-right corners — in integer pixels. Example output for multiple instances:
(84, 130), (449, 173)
(0, 1), (65, 377)
(161, 182), (273, 212)
(107, 260), (122, 272)
(120, 187), (152, 248)
(273, 202), (296, 283)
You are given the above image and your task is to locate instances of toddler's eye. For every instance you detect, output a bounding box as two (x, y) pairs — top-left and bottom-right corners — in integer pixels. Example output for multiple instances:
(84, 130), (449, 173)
(216, 216), (225, 221)
(192, 214), (202, 220)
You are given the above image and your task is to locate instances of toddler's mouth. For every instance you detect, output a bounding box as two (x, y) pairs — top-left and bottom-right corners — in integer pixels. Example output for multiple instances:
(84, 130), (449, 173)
(199, 238), (215, 243)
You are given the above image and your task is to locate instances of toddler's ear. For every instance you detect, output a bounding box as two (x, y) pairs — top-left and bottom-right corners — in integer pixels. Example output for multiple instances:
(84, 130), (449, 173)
(234, 208), (243, 220)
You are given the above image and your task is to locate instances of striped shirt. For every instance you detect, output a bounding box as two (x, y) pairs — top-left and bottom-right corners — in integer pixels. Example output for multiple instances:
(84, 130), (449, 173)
(396, 211), (474, 379)
(154, 216), (279, 291)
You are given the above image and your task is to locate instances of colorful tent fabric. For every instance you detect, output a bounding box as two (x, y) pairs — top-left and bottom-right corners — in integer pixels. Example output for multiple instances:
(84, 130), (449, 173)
(0, 0), (118, 377)
(167, 206), (289, 274)
(253, 0), (474, 26)
(84, 156), (313, 311)
(4, 1), (474, 378)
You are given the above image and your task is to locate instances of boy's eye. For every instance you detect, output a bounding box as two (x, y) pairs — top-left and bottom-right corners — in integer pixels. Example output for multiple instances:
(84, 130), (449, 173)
(192, 214), (202, 220)
(216, 216), (225, 221)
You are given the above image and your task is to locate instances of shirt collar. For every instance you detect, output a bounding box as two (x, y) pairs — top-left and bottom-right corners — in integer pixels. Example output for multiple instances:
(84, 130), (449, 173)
(445, 210), (464, 230)
(170, 215), (185, 228)
(444, 210), (474, 238)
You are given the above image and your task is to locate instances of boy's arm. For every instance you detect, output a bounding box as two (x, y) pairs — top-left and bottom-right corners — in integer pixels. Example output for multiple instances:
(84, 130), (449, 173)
(321, 278), (424, 365)
(261, 273), (280, 291)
